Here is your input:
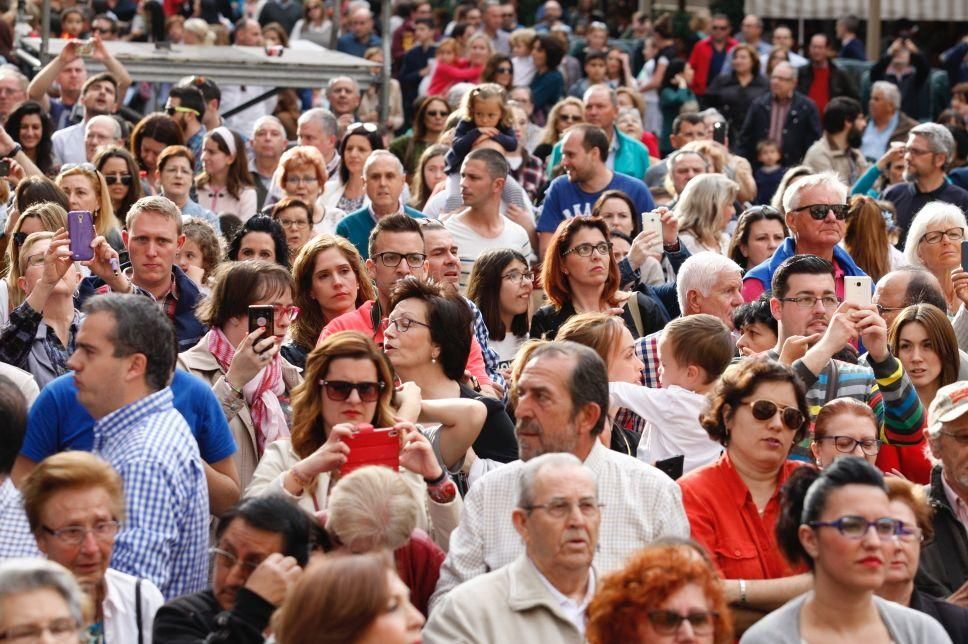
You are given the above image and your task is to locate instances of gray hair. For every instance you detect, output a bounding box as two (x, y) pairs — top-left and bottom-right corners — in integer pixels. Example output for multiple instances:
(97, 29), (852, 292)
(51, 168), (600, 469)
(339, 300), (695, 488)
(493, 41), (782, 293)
(526, 341), (609, 435)
(81, 293), (176, 391)
(0, 559), (84, 627)
(298, 107), (338, 138)
(583, 83), (618, 108)
(870, 81), (901, 111)
(781, 171), (848, 214)
(251, 115), (287, 139)
(327, 466), (419, 551)
(85, 114), (122, 139)
(326, 76), (359, 96)
(362, 149), (404, 179)
(910, 123), (956, 170)
(903, 201), (968, 267)
(698, 107), (725, 125)
(0, 67), (28, 91)
(516, 452), (595, 509)
(126, 195), (184, 235)
(668, 149), (710, 174)
(676, 252), (743, 314)
(447, 83), (475, 111)
(773, 61), (798, 80)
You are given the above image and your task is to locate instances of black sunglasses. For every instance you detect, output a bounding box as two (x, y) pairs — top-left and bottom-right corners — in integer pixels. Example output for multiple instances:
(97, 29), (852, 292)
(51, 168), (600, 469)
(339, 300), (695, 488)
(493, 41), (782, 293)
(12, 231), (27, 248)
(319, 380), (385, 402)
(792, 203), (850, 221)
(742, 399), (805, 430)
(104, 173), (133, 186)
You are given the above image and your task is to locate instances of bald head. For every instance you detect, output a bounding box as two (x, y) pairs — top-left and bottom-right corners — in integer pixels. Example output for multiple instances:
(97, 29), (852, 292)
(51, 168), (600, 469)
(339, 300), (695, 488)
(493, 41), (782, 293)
(873, 268), (946, 328)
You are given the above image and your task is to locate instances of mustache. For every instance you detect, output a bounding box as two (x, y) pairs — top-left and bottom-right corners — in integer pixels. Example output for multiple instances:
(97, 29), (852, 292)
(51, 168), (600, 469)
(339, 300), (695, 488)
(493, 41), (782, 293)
(515, 418), (542, 436)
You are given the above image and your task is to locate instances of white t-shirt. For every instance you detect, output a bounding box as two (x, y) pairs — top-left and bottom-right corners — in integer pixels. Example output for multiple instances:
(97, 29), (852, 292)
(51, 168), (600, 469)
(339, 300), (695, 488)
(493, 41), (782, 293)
(443, 215), (534, 291)
(488, 333), (528, 371)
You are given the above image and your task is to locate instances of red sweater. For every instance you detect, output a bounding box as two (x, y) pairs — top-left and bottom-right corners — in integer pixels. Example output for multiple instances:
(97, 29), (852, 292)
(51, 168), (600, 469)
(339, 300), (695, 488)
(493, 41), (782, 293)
(428, 59), (482, 96)
(687, 36), (737, 96)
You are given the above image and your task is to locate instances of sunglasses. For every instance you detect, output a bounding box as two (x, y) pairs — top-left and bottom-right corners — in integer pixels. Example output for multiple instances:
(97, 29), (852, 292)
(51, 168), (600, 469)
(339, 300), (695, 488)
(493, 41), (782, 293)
(425, 110), (449, 117)
(741, 399), (804, 430)
(496, 66), (512, 73)
(12, 231), (27, 248)
(318, 379), (384, 402)
(792, 203), (850, 220)
(104, 173), (133, 186)
(166, 105), (200, 117)
(348, 122), (379, 133)
(60, 162), (97, 173)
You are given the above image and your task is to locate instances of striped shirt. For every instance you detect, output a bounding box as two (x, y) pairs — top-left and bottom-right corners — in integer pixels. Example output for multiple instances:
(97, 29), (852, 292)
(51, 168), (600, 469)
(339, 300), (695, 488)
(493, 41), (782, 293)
(94, 387), (209, 600)
(0, 478), (42, 559)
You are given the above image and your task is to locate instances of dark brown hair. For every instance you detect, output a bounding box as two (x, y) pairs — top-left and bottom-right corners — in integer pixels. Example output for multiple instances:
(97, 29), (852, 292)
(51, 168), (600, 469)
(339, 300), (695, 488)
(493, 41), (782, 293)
(195, 259), (293, 328)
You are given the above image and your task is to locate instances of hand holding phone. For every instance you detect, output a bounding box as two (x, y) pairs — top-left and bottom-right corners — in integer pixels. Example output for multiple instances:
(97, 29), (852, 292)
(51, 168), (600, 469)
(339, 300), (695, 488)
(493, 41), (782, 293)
(248, 305), (274, 353)
(339, 424), (401, 476)
(844, 276), (872, 308)
(641, 211), (663, 251)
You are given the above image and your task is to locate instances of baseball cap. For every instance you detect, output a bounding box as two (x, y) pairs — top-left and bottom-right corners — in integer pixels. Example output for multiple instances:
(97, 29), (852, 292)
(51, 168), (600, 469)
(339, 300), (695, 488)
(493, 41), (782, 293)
(927, 381), (968, 434)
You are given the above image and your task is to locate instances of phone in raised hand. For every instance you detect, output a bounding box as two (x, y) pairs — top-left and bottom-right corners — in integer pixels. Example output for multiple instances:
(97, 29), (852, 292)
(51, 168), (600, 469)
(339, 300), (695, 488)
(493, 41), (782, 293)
(844, 276), (872, 307)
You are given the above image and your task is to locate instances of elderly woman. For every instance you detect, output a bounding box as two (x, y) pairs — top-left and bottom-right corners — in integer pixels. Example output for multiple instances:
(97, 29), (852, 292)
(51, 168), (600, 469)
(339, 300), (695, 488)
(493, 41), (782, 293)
(810, 398), (882, 470)
(282, 234), (374, 369)
(21, 451), (165, 642)
(272, 145), (345, 234)
(177, 260), (302, 490)
(532, 96), (583, 163)
(270, 197), (315, 262)
(728, 205), (789, 271)
(678, 358), (814, 623)
(903, 201), (967, 315)
(704, 44), (769, 139)
(390, 97), (450, 178)
(675, 173), (739, 255)
(0, 559), (87, 643)
(55, 163), (124, 252)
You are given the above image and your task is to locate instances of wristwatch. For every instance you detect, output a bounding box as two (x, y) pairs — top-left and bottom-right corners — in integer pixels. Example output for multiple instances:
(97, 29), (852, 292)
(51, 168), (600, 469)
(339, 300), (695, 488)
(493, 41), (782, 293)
(3, 144), (21, 159)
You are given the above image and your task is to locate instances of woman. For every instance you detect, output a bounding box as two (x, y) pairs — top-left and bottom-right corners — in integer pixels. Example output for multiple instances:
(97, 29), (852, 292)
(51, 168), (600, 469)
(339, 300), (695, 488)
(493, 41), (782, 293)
(705, 44), (769, 143)
(290, 0), (332, 45)
(359, 47), (404, 133)
(3, 199), (68, 317)
(94, 146), (143, 224)
(531, 216), (668, 340)
(743, 458), (950, 643)
(728, 205), (789, 271)
(606, 48), (634, 89)
(270, 197), (315, 262)
(283, 234), (374, 369)
(733, 297), (779, 357)
(196, 127), (258, 222)
(4, 100), (55, 176)
(844, 195), (906, 282)
(506, 101), (545, 202)
(55, 163), (125, 252)
(615, 102), (659, 157)
(811, 398), (882, 469)
(532, 96), (583, 163)
(877, 478), (968, 641)
(384, 277), (516, 484)
(226, 215), (290, 269)
(635, 35), (668, 137)
(322, 124), (385, 215)
(177, 217), (222, 288)
(177, 260), (302, 490)
(275, 145), (345, 234)
(587, 541), (734, 644)
(903, 202), (967, 315)
(0, 559), (87, 644)
(272, 553), (424, 644)
(591, 189), (665, 288)
(130, 113), (184, 195)
(481, 53), (513, 90)
(679, 358), (813, 620)
(407, 143), (448, 211)
(245, 331), (465, 549)
(659, 60), (697, 155)
(466, 248), (533, 371)
(21, 451), (165, 642)
(529, 33), (566, 125)
(675, 173), (738, 255)
(389, 97), (450, 178)
(155, 145), (219, 231)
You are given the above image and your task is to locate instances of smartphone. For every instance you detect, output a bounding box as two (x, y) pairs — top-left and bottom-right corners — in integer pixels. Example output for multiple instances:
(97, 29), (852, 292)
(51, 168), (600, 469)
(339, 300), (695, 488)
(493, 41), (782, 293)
(339, 424), (401, 477)
(67, 210), (95, 261)
(962, 241), (968, 272)
(641, 211), (663, 250)
(76, 40), (94, 56)
(0, 159), (10, 177)
(711, 121), (728, 145)
(247, 305), (274, 345)
(655, 454), (685, 481)
(844, 276), (872, 307)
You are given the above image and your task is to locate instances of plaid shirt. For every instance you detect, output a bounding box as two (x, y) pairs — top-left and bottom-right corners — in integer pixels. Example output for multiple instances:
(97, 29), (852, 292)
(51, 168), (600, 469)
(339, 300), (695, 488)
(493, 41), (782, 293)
(0, 478), (42, 559)
(0, 301), (79, 388)
(511, 151), (546, 203)
(612, 331), (664, 436)
(94, 387), (209, 600)
(467, 298), (506, 396)
(96, 270), (179, 323)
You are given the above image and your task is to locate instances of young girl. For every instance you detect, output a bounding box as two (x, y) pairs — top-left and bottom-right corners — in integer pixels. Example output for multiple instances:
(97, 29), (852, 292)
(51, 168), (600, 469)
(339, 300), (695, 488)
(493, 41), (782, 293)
(510, 28), (537, 87)
(195, 127), (258, 222)
(443, 83), (517, 174)
(427, 38), (482, 97)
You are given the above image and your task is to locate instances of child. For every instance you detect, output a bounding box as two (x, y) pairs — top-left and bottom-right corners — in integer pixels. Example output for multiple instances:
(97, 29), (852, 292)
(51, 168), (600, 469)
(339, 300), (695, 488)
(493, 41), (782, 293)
(609, 314), (734, 475)
(443, 83), (517, 175)
(568, 49), (608, 98)
(509, 28), (537, 87)
(753, 139), (786, 205)
(427, 37), (481, 97)
(60, 7), (88, 40)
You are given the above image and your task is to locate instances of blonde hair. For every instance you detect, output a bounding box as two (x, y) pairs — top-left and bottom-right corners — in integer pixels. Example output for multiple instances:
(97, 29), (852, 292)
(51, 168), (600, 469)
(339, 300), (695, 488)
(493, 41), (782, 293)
(3, 202), (68, 310)
(55, 166), (120, 238)
(509, 27), (536, 48)
(675, 173), (738, 250)
(21, 451), (125, 533)
(457, 82), (513, 128)
(539, 97), (584, 146)
(16, 231), (56, 276)
(326, 466), (419, 551)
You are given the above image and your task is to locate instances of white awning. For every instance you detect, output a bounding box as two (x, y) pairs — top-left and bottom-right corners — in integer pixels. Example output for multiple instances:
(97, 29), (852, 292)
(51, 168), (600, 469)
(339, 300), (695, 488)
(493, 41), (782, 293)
(744, 0), (968, 22)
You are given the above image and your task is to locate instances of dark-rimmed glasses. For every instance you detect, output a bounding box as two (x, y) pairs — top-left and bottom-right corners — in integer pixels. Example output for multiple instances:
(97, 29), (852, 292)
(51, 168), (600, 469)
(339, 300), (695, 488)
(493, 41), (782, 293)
(790, 203), (850, 220)
(809, 516), (902, 540)
(502, 269), (534, 283)
(522, 498), (603, 518)
(741, 399), (804, 430)
(647, 610), (718, 635)
(319, 379), (384, 402)
(919, 227), (964, 245)
(814, 435), (882, 455)
(777, 295), (840, 309)
(562, 241), (611, 257)
(384, 316), (431, 333)
(373, 251), (426, 268)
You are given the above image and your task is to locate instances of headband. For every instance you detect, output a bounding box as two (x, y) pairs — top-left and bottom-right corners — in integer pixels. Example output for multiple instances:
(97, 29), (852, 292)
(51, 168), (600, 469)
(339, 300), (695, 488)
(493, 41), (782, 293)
(210, 126), (236, 158)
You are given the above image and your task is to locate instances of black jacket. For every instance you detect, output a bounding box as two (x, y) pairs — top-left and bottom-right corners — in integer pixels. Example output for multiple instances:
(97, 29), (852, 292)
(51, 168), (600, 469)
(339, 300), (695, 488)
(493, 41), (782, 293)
(915, 466), (968, 599)
(737, 91), (822, 168)
(529, 290), (669, 341)
(870, 51), (930, 119)
(703, 72), (769, 146)
(796, 61), (859, 102)
(152, 588), (274, 644)
(909, 588), (968, 643)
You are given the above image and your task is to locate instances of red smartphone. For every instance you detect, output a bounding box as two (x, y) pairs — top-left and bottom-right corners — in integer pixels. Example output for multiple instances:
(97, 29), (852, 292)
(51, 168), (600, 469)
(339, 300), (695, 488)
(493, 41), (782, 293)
(339, 424), (401, 477)
(67, 210), (95, 261)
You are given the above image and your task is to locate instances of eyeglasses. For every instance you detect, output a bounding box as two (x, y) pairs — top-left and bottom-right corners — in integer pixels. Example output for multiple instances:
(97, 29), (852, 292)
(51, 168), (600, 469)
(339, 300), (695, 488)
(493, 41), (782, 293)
(903, 147), (934, 157)
(501, 269), (534, 283)
(562, 241), (612, 257)
(919, 227), (965, 245)
(284, 174), (319, 185)
(41, 520), (121, 545)
(165, 104), (200, 117)
(814, 435), (882, 456)
(210, 547), (264, 572)
(896, 523), (924, 543)
(425, 110), (449, 117)
(24, 252), (46, 268)
(271, 304), (300, 321)
(558, 113), (582, 123)
(384, 316), (431, 333)
(278, 218), (309, 228)
(0, 618), (80, 642)
(319, 379), (384, 402)
(743, 205), (780, 217)
(348, 122), (378, 133)
(777, 295), (840, 309)
(939, 430), (968, 445)
(161, 165), (193, 176)
(373, 251), (426, 268)
(0, 87), (21, 96)
(12, 231), (27, 248)
(496, 66), (512, 73)
(522, 498), (603, 519)
(876, 304), (906, 316)
(791, 203), (850, 220)
(647, 610), (718, 636)
(103, 173), (133, 186)
(809, 515), (902, 540)
(740, 399), (805, 430)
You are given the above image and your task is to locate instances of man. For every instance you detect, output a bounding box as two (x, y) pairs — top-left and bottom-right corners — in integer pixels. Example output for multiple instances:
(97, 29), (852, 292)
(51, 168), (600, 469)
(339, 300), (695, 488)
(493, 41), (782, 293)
(257, 0), (301, 34)
(836, 15), (866, 60)
(803, 97), (870, 185)
(224, 19), (277, 135)
(663, 149), (711, 201)
(79, 196), (207, 351)
(546, 85), (651, 181)
(337, 7), (381, 58)
(445, 149), (534, 287)
(391, 1), (433, 69)
(297, 108), (340, 178)
(431, 341), (688, 606)
(52, 73), (121, 165)
(870, 37), (930, 120)
(153, 496), (309, 642)
(165, 85), (207, 168)
(860, 81), (919, 161)
(771, 25), (808, 68)
(501, 3), (520, 32)
(766, 254), (925, 446)
(644, 113), (708, 189)
(481, 1), (511, 55)
(882, 123), (968, 242)
(67, 293), (209, 598)
(538, 124), (655, 256)
(325, 76), (362, 134)
(249, 115), (289, 211)
(177, 75), (224, 132)
(91, 13), (120, 41)
(738, 62), (821, 168)
(739, 14), (772, 59)
(0, 69), (27, 123)
(426, 454), (599, 642)
(687, 13), (736, 96)
(0, 375), (42, 559)
(335, 151), (424, 259)
(743, 172), (864, 302)
(399, 18), (438, 124)
(798, 33), (858, 114)
(84, 115), (124, 163)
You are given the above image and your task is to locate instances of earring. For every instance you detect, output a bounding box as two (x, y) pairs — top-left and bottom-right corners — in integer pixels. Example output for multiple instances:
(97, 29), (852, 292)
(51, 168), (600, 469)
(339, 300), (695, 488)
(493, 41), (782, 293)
(815, 459), (822, 468)
(431, 356), (437, 364)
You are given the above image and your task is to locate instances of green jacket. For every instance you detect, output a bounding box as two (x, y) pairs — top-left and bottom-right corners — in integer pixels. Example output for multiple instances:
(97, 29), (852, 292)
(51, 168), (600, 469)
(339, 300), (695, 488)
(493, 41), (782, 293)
(546, 126), (650, 181)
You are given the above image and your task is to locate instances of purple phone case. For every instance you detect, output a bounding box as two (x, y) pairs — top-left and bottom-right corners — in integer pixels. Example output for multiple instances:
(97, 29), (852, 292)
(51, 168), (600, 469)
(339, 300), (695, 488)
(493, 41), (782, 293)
(68, 210), (95, 261)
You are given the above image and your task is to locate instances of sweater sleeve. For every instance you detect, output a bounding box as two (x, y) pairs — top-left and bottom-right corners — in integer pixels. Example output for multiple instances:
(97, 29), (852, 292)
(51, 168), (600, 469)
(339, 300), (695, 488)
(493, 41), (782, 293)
(851, 165), (883, 196)
(866, 353), (926, 445)
(492, 124), (518, 152)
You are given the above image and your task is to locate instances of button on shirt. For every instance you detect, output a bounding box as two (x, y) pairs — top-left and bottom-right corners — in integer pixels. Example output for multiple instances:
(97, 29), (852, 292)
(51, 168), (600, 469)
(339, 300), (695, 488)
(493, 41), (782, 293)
(94, 387), (209, 599)
(0, 302), (80, 388)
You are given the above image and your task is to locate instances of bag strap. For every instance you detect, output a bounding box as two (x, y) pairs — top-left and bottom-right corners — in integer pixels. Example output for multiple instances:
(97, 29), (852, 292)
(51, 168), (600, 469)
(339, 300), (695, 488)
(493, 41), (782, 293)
(625, 294), (645, 338)
(136, 577), (143, 644)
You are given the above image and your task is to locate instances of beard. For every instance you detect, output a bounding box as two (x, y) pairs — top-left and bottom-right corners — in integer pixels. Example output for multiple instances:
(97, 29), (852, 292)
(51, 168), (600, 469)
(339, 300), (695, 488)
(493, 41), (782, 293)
(514, 418), (579, 461)
(847, 127), (863, 150)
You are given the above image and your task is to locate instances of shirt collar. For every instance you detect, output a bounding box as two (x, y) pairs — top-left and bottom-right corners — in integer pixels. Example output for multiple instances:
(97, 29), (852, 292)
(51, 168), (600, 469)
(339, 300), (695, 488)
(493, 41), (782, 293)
(125, 268), (179, 303)
(940, 472), (968, 527)
(368, 201), (405, 224)
(93, 387), (174, 441)
(527, 557), (596, 615)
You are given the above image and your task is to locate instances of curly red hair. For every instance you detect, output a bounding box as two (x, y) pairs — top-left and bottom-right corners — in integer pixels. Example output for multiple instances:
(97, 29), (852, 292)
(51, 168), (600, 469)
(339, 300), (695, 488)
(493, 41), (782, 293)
(586, 544), (733, 644)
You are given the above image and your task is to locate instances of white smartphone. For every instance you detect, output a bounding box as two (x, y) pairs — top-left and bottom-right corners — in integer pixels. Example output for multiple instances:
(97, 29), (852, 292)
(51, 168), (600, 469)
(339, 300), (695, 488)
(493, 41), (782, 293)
(844, 276), (872, 307)
(641, 211), (663, 250)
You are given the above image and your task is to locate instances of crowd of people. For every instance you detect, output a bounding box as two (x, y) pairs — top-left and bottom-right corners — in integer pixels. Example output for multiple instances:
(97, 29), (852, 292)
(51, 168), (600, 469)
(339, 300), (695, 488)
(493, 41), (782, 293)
(0, 1), (967, 642)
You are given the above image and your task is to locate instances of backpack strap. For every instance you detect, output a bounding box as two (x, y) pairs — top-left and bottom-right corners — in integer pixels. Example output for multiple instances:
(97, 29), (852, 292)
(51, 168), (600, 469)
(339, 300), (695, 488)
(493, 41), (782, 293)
(625, 294), (645, 338)
(136, 577), (143, 644)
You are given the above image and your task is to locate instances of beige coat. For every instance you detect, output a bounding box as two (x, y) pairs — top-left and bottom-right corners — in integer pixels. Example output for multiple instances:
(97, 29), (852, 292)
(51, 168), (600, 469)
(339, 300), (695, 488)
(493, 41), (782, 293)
(176, 332), (303, 490)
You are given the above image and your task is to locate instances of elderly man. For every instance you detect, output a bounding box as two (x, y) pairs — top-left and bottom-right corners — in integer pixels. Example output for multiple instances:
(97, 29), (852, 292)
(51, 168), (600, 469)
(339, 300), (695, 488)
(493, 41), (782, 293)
(153, 496), (309, 642)
(797, 33), (858, 113)
(687, 13), (736, 96)
(52, 73), (122, 165)
(860, 81), (919, 161)
(249, 115), (288, 211)
(430, 341), (688, 606)
(883, 123), (968, 243)
(84, 115), (124, 162)
(663, 149), (710, 201)
(325, 76), (362, 134)
(425, 454), (599, 643)
(337, 7), (381, 57)
(297, 108), (340, 178)
(803, 97), (869, 185)
(742, 172), (864, 301)
(0, 69), (27, 123)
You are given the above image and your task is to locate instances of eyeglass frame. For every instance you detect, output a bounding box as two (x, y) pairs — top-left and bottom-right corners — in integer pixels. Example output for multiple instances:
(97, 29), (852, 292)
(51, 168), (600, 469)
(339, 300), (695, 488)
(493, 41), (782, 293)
(789, 203), (850, 220)
(813, 435), (883, 456)
(384, 316), (431, 333)
(521, 498), (604, 519)
(777, 295), (841, 309)
(646, 610), (719, 635)
(0, 617), (82, 642)
(40, 520), (122, 545)
(210, 547), (264, 573)
(372, 251), (427, 268)
(561, 241), (612, 257)
(501, 269), (534, 283)
(318, 379), (385, 402)
(808, 515), (903, 540)
(918, 227), (965, 245)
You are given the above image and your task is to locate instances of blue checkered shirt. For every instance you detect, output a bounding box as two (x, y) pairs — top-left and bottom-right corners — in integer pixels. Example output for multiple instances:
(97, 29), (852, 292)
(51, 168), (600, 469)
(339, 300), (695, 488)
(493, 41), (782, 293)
(93, 387), (209, 599)
(0, 478), (42, 559)
(466, 298), (507, 397)
(615, 331), (664, 435)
